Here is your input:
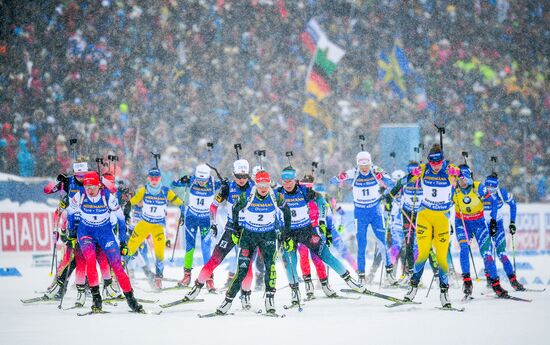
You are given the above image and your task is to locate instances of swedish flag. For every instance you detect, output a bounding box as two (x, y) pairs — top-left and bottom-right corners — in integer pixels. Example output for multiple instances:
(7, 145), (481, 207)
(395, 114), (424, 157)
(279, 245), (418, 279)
(377, 42), (411, 99)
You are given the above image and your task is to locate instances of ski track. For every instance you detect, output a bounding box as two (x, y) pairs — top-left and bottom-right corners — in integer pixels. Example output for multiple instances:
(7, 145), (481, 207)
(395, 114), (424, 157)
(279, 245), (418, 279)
(1, 253), (549, 345)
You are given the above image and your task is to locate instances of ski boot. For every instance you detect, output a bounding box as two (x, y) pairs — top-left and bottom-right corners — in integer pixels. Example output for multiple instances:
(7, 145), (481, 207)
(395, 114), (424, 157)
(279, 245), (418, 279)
(385, 265), (398, 286)
(462, 273), (473, 297)
(265, 291), (276, 313)
(343, 271), (365, 292)
(205, 274), (216, 293)
(102, 278), (121, 299)
(254, 272), (264, 291)
(124, 289), (144, 313)
(224, 272), (235, 288)
(90, 286), (102, 312)
(508, 274), (526, 291)
(491, 278), (509, 298)
(440, 284), (451, 308)
(44, 280), (62, 300)
(75, 284), (86, 307)
(485, 271), (491, 289)
(290, 283), (301, 306)
(320, 278), (337, 297)
(178, 269), (192, 287)
(357, 272), (366, 286)
(240, 290), (251, 310)
(304, 274), (315, 299)
(185, 281), (204, 301)
(216, 297), (233, 315)
(404, 279), (419, 302)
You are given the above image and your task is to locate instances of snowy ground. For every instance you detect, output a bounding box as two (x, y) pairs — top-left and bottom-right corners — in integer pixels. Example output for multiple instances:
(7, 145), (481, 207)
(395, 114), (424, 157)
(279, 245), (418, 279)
(2, 251), (549, 345)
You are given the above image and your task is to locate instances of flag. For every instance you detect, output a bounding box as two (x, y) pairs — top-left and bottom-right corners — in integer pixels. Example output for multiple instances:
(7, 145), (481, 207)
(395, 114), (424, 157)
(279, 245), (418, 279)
(306, 35), (345, 101)
(249, 108), (263, 130)
(300, 18), (324, 55)
(377, 40), (412, 99)
(303, 98), (333, 130)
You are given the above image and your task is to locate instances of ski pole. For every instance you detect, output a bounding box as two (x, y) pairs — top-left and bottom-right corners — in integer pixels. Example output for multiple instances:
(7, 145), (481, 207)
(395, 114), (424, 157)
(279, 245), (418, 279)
(426, 272), (436, 297)
(49, 239), (57, 277)
(511, 233), (517, 272)
(49, 209), (59, 277)
(170, 217), (182, 262)
(57, 248), (75, 309)
(380, 206), (392, 288)
(378, 251), (384, 289)
(49, 182), (64, 277)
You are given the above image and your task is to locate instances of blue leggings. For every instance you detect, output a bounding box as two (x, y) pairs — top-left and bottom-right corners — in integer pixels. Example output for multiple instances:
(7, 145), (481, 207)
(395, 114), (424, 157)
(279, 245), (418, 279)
(283, 246), (347, 284)
(283, 226), (347, 284)
(488, 219), (515, 277)
(455, 217), (498, 280)
(355, 207), (389, 273)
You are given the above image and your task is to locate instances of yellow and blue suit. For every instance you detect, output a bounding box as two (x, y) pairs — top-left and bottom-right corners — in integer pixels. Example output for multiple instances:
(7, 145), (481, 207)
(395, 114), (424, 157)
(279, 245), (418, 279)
(410, 161), (457, 287)
(128, 184), (183, 278)
(454, 181), (499, 280)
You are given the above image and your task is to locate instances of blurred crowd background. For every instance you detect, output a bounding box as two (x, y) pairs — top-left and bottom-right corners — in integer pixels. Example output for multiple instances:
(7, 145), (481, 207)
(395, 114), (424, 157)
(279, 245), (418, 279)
(0, 0), (547, 201)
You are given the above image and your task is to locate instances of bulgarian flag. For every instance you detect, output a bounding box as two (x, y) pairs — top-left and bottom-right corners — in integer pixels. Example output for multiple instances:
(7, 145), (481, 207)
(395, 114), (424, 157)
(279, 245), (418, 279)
(305, 34), (345, 101)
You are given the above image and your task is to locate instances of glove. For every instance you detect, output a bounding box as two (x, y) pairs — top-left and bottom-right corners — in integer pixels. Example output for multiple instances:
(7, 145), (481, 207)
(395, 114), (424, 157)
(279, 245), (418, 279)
(337, 171), (348, 181)
(489, 219), (497, 237)
(179, 175), (190, 184)
(59, 194), (69, 209)
(60, 229), (68, 243)
(509, 221), (516, 235)
(67, 236), (78, 249)
(319, 221), (332, 247)
(231, 228), (242, 245)
(120, 242), (129, 256)
(210, 224), (218, 237)
(384, 199), (392, 212)
(165, 239), (172, 248)
(52, 230), (60, 243)
(56, 174), (69, 185)
(448, 166), (461, 177)
(283, 236), (295, 252)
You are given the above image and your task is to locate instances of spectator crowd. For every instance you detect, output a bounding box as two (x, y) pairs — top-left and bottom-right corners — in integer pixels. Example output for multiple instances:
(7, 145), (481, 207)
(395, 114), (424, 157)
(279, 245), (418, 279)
(0, 0), (547, 201)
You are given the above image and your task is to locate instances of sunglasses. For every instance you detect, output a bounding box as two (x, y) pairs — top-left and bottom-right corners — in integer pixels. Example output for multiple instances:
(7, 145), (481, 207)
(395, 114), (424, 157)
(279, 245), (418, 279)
(428, 160), (443, 166)
(256, 183), (270, 188)
(234, 174), (249, 179)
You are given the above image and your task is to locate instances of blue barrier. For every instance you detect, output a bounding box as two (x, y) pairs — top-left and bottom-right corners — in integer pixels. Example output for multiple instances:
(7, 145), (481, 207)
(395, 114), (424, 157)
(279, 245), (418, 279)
(0, 267), (22, 277)
(532, 276), (544, 285)
(515, 262), (533, 270)
(519, 277), (528, 285)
